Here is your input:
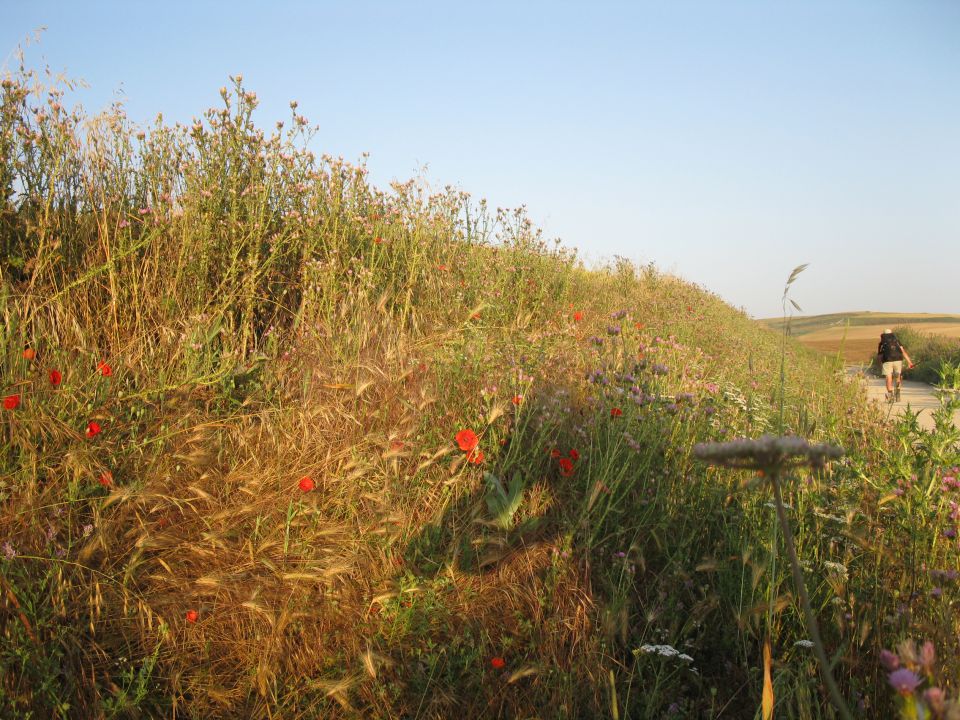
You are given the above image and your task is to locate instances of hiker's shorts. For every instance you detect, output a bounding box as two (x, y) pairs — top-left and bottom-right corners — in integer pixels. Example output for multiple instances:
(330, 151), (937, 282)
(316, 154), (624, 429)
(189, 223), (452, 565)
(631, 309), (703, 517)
(882, 360), (903, 377)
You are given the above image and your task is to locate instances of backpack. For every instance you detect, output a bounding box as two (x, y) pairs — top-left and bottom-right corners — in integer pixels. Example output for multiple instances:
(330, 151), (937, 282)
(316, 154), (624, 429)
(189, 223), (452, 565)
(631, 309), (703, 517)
(879, 333), (903, 362)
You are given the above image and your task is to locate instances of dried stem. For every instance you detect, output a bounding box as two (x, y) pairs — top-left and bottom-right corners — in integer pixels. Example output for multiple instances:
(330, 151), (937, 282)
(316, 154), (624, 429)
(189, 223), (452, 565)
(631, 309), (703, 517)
(770, 471), (853, 720)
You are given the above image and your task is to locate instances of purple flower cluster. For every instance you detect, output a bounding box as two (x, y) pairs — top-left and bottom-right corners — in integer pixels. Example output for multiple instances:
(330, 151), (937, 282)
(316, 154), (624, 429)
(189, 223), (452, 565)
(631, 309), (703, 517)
(880, 639), (959, 714)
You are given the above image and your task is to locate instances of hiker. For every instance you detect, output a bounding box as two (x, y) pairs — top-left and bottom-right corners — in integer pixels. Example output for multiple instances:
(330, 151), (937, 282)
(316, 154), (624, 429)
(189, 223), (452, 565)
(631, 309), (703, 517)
(877, 328), (915, 401)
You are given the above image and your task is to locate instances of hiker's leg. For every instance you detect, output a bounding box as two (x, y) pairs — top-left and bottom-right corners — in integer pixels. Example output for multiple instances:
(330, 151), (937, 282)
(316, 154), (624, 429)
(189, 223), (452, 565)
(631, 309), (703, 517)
(883, 362), (894, 392)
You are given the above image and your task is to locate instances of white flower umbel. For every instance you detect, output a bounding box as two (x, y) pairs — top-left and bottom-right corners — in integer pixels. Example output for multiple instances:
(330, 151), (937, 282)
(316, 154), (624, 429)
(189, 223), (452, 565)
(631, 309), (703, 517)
(636, 644), (694, 663)
(693, 434), (843, 473)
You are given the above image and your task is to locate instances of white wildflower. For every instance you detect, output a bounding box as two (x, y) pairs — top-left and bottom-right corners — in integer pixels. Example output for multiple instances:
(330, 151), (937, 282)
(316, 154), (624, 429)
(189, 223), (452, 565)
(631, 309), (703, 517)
(636, 645), (694, 663)
(823, 561), (849, 582)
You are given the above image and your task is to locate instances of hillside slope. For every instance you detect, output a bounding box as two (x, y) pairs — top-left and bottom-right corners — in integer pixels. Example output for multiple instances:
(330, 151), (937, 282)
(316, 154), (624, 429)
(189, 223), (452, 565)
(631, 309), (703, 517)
(2, 71), (959, 719)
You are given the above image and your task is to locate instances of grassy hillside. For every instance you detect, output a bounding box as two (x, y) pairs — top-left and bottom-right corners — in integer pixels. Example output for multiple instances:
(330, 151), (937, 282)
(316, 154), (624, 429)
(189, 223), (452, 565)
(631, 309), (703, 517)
(2, 68), (960, 719)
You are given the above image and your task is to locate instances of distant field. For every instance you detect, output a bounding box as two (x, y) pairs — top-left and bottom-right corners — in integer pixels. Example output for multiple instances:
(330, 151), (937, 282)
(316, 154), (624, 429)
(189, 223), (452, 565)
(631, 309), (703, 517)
(760, 312), (960, 362)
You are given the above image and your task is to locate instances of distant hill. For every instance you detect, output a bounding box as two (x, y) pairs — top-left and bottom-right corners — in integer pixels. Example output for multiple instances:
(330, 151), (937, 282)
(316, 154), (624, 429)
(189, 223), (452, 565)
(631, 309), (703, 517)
(759, 311), (960, 362)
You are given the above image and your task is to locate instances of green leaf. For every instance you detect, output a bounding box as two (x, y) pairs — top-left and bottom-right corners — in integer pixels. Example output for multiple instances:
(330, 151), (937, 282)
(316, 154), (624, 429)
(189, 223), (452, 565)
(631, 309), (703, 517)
(484, 472), (525, 529)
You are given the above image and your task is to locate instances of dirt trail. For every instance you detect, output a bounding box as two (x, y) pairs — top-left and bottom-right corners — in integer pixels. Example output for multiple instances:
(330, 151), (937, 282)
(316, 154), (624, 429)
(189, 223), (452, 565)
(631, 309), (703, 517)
(846, 367), (960, 431)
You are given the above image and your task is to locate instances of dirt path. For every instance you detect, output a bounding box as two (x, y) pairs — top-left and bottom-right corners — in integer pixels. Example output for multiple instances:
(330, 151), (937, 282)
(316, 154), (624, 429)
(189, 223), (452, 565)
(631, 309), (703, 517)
(846, 367), (960, 431)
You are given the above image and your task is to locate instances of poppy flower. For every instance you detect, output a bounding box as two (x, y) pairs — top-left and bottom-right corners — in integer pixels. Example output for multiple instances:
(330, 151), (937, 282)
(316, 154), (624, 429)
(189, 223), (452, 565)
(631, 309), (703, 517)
(558, 457), (574, 477)
(550, 448), (562, 459)
(298, 476), (315, 492)
(467, 448), (484, 465)
(97, 361), (112, 377)
(186, 609), (199, 623)
(3, 394), (20, 410)
(634, 322), (644, 330)
(22, 348), (36, 361)
(98, 471), (112, 487)
(610, 407), (623, 418)
(374, 236), (384, 244)
(490, 656), (506, 670)
(511, 395), (523, 405)
(573, 311), (583, 322)
(49, 369), (62, 386)
(455, 429), (479, 452)
(85, 421), (102, 438)
(568, 449), (580, 461)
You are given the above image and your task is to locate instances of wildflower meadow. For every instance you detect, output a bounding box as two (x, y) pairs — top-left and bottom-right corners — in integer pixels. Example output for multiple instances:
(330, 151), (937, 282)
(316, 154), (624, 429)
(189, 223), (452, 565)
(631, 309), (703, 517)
(1, 62), (959, 719)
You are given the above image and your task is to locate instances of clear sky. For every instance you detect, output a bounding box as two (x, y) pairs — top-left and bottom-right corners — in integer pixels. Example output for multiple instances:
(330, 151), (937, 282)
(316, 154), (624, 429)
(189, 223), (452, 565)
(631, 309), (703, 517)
(4, 1), (958, 317)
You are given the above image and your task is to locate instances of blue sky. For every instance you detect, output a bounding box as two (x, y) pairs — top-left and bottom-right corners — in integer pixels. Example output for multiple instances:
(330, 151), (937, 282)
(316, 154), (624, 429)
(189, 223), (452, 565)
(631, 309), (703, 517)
(4, 1), (958, 317)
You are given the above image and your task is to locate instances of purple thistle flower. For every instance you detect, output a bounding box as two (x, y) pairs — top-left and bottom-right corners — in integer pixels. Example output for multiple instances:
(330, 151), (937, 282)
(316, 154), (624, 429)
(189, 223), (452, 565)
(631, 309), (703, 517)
(879, 649), (900, 671)
(924, 687), (946, 714)
(888, 668), (921, 695)
(920, 641), (935, 674)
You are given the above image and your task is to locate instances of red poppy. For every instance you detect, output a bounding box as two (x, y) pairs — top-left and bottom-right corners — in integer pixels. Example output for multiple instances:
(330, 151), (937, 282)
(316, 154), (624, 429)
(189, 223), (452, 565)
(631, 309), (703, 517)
(568, 449), (580, 461)
(550, 448), (562, 459)
(49, 369), (62, 386)
(470, 312), (481, 320)
(511, 394), (523, 405)
(97, 361), (112, 377)
(634, 322), (644, 330)
(610, 407), (623, 418)
(558, 457), (574, 477)
(455, 429), (479, 452)
(186, 609), (199, 623)
(22, 348), (36, 361)
(98, 471), (113, 487)
(374, 236), (384, 244)
(573, 311), (583, 322)
(3, 394), (20, 410)
(298, 476), (315, 492)
(85, 421), (102, 438)
(467, 448), (484, 465)
(490, 656), (506, 670)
